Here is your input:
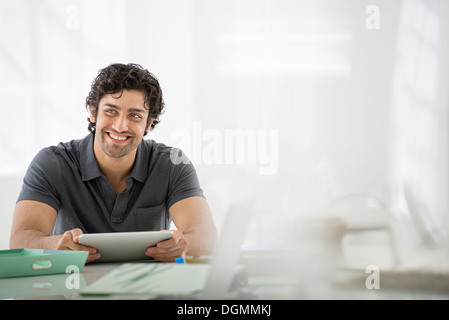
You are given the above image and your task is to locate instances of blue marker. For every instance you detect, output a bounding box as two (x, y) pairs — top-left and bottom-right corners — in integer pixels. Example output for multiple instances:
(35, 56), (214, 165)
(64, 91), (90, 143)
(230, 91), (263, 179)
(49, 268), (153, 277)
(175, 256), (185, 264)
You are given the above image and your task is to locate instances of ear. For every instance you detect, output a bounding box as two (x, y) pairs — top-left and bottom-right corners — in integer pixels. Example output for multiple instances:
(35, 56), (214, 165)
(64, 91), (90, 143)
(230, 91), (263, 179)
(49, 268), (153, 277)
(145, 118), (154, 133)
(89, 106), (96, 124)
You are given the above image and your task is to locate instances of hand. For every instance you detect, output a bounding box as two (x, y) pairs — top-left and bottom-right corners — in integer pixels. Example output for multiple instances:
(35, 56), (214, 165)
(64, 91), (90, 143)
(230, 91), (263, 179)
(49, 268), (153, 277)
(56, 228), (101, 263)
(145, 229), (187, 262)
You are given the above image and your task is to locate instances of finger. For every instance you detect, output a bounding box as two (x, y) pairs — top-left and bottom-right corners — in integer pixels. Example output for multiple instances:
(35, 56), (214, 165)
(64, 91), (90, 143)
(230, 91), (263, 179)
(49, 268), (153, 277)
(56, 230), (101, 262)
(71, 228), (84, 242)
(156, 237), (177, 249)
(85, 252), (101, 263)
(56, 230), (77, 250)
(69, 229), (99, 255)
(148, 250), (184, 262)
(60, 232), (96, 253)
(70, 243), (101, 263)
(156, 230), (185, 249)
(146, 246), (185, 262)
(72, 243), (98, 255)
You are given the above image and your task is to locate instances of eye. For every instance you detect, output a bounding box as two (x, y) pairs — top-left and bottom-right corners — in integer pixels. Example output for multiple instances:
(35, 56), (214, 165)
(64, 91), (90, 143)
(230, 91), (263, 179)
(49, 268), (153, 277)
(130, 114), (143, 121)
(105, 109), (117, 116)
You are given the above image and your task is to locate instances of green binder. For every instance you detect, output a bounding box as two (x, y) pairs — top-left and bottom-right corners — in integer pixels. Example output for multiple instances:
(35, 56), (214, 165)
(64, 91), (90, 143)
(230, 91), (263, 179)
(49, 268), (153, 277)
(0, 248), (88, 278)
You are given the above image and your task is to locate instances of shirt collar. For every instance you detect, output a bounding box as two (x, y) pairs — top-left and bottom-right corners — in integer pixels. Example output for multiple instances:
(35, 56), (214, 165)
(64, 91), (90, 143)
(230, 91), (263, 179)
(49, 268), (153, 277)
(79, 133), (148, 183)
(80, 133), (102, 181)
(128, 140), (148, 183)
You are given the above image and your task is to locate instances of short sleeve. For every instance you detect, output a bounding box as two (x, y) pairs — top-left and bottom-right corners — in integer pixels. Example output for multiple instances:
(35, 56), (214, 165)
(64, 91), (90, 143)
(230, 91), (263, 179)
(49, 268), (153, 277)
(166, 149), (204, 209)
(17, 148), (61, 211)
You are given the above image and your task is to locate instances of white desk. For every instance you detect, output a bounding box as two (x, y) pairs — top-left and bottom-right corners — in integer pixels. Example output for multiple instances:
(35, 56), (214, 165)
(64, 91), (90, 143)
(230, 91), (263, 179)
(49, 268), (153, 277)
(2, 253), (449, 300)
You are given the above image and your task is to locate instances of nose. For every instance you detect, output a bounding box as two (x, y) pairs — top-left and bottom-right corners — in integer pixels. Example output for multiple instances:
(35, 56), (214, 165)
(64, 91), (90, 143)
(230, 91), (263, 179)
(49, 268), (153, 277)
(111, 114), (129, 132)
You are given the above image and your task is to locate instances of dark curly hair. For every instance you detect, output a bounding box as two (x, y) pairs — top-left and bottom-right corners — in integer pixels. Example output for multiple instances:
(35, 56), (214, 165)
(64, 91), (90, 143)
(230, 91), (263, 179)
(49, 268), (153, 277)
(86, 63), (165, 135)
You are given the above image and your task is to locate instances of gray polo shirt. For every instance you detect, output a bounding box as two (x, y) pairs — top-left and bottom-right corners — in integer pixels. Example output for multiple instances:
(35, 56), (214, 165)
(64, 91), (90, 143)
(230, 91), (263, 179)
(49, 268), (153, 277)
(17, 133), (204, 235)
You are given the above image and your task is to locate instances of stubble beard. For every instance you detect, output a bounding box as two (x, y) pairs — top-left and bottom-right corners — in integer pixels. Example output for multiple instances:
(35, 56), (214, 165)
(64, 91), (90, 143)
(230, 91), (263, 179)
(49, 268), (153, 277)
(97, 128), (140, 159)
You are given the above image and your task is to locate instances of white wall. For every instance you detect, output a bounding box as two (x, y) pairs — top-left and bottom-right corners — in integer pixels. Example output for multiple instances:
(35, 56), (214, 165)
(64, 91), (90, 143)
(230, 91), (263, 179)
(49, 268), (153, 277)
(0, 173), (23, 249)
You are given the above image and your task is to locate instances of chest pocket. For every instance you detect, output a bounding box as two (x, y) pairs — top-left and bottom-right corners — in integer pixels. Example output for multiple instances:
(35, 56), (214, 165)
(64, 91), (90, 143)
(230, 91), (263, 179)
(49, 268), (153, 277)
(135, 204), (169, 231)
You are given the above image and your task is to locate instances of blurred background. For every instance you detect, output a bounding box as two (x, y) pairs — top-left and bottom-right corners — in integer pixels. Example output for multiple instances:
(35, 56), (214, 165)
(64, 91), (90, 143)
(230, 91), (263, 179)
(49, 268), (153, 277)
(1, 0), (449, 297)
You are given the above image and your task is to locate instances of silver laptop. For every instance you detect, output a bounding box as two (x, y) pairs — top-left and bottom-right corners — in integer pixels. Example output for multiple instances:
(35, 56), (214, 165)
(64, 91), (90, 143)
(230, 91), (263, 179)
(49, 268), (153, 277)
(201, 197), (255, 299)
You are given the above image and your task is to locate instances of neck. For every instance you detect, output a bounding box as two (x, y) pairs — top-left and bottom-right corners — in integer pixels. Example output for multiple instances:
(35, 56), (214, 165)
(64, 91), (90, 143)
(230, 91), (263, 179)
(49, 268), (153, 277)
(98, 156), (134, 181)
(93, 141), (136, 194)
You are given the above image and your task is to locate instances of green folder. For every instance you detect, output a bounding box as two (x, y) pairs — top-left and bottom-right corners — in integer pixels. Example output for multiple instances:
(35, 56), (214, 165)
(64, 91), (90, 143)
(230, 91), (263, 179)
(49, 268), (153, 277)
(0, 248), (88, 278)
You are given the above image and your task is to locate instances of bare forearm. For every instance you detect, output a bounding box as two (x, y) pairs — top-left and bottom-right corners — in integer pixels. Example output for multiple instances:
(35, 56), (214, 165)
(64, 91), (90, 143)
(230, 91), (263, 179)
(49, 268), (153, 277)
(11, 229), (101, 263)
(10, 230), (61, 250)
(184, 224), (218, 256)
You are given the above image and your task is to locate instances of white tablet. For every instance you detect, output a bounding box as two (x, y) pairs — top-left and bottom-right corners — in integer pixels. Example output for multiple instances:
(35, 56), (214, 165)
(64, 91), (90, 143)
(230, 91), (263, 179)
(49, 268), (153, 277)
(78, 231), (173, 263)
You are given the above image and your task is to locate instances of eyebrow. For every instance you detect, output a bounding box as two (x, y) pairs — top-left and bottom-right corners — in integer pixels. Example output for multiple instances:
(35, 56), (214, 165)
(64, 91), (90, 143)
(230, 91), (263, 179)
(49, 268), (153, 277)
(102, 103), (146, 114)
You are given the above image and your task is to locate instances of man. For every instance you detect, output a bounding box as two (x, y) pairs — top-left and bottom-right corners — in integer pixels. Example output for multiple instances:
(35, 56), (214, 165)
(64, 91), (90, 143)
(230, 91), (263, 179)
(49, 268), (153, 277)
(10, 63), (217, 263)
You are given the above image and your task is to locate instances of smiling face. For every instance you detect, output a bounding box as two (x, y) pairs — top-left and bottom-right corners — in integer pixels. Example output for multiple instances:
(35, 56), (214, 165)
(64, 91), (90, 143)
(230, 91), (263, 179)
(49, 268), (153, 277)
(90, 89), (153, 160)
